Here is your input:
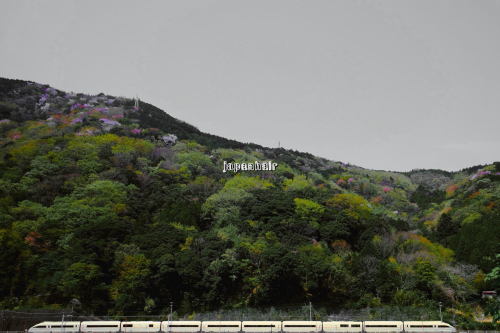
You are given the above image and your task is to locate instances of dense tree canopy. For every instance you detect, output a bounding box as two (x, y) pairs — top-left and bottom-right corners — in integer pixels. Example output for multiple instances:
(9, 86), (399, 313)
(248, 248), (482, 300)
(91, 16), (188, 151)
(0, 79), (498, 325)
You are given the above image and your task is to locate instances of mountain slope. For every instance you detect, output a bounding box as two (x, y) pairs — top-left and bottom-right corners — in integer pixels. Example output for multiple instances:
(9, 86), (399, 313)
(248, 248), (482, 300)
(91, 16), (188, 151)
(0, 77), (498, 325)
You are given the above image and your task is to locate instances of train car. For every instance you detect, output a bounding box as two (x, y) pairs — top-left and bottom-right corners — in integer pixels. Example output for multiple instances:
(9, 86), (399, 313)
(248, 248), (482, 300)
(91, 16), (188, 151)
(282, 321), (322, 333)
(201, 321), (242, 333)
(404, 322), (456, 333)
(363, 321), (403, 333)
(28, 320), (456, 333)
(322, 321), (362, 333)
(120, 322), (161, 333)
(241, 321), (282, 333)
(81, 321), (121, 333)
(28, 322), (81, 333)
(161, 321), (202, 333)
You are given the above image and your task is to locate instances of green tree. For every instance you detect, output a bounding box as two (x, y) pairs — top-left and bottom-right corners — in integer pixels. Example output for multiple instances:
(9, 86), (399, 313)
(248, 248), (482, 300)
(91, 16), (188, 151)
(436, 213), (459, 246)
(326, 193), (372, 221)
(59, 262), (107, 310)
(414, 259), (436, 294)
(110, 253), (151, 313)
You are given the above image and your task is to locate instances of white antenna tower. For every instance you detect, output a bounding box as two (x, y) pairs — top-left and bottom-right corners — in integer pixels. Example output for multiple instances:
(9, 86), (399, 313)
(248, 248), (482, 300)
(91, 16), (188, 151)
(134, 95), (139, 110)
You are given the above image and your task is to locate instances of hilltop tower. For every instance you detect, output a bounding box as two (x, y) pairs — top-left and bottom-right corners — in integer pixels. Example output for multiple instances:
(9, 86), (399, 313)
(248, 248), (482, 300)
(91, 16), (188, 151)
(134, 96), (140, 111)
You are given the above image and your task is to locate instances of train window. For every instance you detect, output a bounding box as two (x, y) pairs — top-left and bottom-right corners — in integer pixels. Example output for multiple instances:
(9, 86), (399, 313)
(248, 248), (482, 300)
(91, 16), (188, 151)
(51, 326), (75, 328)
(366, 325), (398, 328)
(341, 325), (349, 327)
(351, 325), (361, 328)
(284, 325), (316, 327)
(149, 324), (154, 327)
(207, 325), (239, 327)
(244, 325), (276, 328)
(438, 326), (449, 328)
(169, 325), (200, 328)
(34, 326), (47, 329)
(87, 325), (119, 328)
(123, 325), (133, 328)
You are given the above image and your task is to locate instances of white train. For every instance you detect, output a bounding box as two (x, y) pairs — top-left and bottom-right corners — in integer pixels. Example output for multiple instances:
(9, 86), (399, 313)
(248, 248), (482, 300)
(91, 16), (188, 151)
(28, 321), (456, 333)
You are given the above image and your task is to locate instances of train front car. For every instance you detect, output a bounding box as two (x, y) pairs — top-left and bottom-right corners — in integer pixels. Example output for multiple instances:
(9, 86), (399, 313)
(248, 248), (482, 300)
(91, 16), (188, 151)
(121, 322), (161, 333)
(201, 321), (242, 333)
(241, 321), (282, 333)
(323, 321), (362, 333)
(161, 321), (202, 333)
(404, 322), (456, 333)
(28, 322), (81, 333)
(282, 321), (322, 333)
(363, 321), (404, 333)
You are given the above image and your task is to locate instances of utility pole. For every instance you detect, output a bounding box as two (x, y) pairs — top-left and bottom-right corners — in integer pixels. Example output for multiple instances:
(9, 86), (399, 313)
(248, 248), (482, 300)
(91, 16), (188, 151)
(309, 302), (312, 321)
(439, 302), (442, 321)
(62, 312), (65, 333)
(169, 301), (173, 333)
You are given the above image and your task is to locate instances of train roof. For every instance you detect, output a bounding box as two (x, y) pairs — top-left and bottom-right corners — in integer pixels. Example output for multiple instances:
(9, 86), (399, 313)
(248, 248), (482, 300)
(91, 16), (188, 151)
(404, 320), (449, 325)
(33, 320), (80, 325)
(364, 321), (403, 324)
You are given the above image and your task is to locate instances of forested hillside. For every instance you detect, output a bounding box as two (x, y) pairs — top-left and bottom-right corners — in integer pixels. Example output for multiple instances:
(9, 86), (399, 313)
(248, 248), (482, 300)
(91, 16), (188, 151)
(0, 78), (498, 326)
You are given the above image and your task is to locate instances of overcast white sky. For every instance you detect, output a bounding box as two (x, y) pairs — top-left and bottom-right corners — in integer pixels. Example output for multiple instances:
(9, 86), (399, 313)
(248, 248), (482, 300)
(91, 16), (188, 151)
(1, 0), (499, 171)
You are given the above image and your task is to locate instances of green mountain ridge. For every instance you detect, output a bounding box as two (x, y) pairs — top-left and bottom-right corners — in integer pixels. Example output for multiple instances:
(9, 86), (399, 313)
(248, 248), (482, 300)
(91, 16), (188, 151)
(0, 77), (498, 326)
